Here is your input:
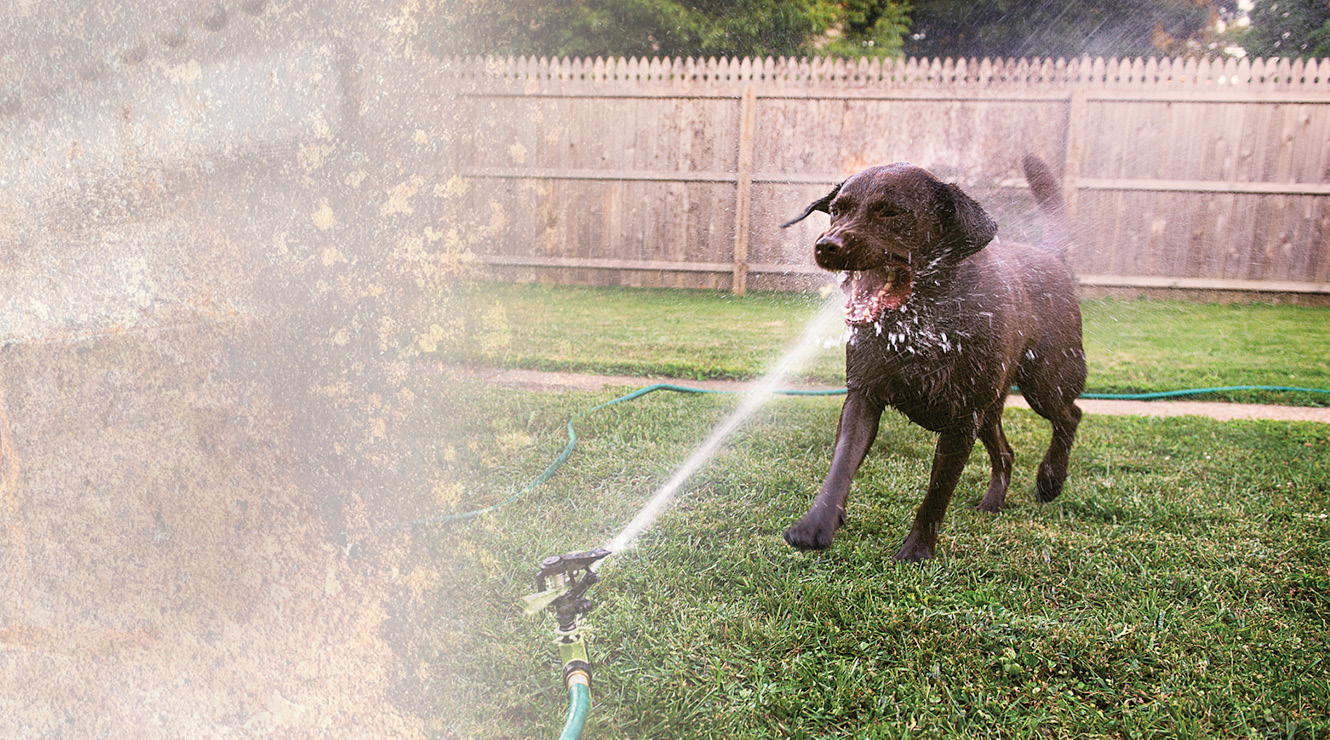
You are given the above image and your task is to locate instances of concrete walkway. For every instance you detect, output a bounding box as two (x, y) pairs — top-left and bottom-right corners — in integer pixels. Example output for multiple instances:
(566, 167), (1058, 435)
(447, 365), (1330, 423)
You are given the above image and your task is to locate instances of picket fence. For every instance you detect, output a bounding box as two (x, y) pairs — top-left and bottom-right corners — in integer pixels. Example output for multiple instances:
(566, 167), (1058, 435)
(438, 54), (1330, 296)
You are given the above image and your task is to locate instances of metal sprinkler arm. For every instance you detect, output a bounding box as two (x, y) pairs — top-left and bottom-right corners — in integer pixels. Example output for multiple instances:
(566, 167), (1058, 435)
(522, 547), (612, 685)
(529, 547), (611, 627)
(522, 548), (609, 618)
(536, 548), (612, 591)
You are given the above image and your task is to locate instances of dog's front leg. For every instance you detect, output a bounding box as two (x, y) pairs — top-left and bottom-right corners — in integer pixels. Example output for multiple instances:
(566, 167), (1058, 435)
(895, 429), (978, 562)
(784, 391), (883, 551)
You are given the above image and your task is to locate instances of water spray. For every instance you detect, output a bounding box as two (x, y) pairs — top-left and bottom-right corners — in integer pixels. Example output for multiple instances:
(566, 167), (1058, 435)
(515, 293), (845, 738)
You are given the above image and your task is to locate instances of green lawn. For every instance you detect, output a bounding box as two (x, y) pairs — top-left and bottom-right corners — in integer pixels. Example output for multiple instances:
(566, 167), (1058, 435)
(411, 380), (1330, 739)
(435, 281), (1330, 406)
(434, 281), (843, 382)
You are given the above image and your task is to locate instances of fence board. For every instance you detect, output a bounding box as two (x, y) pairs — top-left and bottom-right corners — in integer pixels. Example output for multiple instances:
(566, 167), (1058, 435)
(444, 54), (1330, 294)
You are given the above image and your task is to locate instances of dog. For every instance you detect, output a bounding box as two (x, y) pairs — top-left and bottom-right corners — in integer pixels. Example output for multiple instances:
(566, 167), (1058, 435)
(781, 155), (1085, 561)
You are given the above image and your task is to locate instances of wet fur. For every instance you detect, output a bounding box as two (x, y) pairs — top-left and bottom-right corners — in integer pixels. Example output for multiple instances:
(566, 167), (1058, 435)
(782, 155), (1086, 561)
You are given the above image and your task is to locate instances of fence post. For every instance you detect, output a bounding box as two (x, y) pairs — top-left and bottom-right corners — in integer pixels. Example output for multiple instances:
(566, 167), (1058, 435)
(1063, 88), (1088, 231)
(731, 85), (758, 294)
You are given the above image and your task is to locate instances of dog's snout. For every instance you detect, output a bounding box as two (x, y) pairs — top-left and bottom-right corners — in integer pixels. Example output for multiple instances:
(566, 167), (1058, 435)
(815, 233), (844, 260)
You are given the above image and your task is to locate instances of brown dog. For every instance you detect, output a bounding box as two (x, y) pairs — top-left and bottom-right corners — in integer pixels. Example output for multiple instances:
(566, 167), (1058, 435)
(781, 155), (1085, 561)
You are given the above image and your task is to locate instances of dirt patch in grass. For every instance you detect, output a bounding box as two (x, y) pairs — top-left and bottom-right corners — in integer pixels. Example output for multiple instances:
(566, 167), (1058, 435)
(444, 364), (1330, 423)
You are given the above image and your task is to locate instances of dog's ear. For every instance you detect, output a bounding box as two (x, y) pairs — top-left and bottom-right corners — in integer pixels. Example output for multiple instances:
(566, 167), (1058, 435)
(935, 181), (997, 260)
(781, 181), (844, 228)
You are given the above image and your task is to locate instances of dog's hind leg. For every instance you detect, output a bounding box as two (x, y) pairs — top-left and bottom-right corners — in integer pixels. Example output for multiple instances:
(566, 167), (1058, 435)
(896, 428), (979, 562)
(1031, 400), (1081, 503)
(1018, 353), (1085, 504)
(1019, 379), (1082, 503)
(975, 410), (1014, 513)
(784, 391), (884, 551)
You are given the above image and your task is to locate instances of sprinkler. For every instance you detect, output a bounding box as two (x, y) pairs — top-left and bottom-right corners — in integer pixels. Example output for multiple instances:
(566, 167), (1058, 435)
(522, 548), (611, 740)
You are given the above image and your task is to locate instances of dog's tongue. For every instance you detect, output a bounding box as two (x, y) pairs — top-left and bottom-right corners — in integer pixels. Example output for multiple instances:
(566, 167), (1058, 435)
(842, 267), (910, 324)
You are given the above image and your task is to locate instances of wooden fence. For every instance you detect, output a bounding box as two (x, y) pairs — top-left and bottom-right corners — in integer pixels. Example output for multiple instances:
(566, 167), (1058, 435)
(439, 55), (1330, 296)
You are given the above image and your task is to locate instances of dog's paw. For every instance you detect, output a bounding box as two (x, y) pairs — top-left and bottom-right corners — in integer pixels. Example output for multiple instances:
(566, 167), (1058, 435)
(893, 532), (935, 562)
(1035, 471), (1065, 503)
(893, 544), (934, 562)
(783, 516), (837, 551)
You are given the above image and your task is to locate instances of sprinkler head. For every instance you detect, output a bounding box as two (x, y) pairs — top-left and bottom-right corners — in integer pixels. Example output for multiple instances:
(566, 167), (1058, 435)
(524, 548), (611, 695)
(522, 548), (611, 630)
(535, 547), (610, 592)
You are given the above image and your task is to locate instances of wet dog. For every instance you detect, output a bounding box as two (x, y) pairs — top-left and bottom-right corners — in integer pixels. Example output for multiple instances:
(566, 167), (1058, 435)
(781, 155), (1085, 561)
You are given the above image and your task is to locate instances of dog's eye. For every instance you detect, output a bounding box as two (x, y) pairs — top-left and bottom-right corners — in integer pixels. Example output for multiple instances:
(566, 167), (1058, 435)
(872, 203), (903, 218)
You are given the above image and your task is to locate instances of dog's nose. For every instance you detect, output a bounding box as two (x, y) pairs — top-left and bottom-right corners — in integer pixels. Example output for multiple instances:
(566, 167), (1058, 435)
(815, 234), (843, 260)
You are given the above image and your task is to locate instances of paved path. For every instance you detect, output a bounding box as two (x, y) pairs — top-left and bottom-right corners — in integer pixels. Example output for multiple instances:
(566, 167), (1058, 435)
(446, 365), (1330, 423)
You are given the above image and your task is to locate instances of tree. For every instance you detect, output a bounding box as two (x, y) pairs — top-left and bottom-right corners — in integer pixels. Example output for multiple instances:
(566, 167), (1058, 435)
(422, 0), (910, 60)
(1239, 0), (1330, 57)
(902, 0), (1237, 60)
(426, 0), (821, 58)
(818, 0), (912, 57)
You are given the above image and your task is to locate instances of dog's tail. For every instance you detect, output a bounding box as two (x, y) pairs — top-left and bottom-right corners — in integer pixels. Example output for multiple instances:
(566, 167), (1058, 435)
(1022, 154), (1071, 256)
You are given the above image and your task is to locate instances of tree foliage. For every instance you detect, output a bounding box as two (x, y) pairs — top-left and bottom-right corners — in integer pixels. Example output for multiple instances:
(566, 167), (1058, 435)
(423, 0), (1325, 61)
(1238, 0), (1330, 58)
(425, 0), (921, 59)
(902, 0), (1236, 60)
(818, 0), (912, 57)
(427, 0), (842, 59)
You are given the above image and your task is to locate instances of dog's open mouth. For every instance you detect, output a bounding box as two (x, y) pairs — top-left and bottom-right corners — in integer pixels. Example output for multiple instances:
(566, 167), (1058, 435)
(841, 265), (913, 324)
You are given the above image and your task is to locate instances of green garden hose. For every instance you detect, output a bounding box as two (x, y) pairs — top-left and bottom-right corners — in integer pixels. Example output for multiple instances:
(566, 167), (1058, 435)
(1078, 385), (1329, 400)
(414, 383), (843, 527)
(421, 382), (1329, 528)
(559, 679), (591, 740)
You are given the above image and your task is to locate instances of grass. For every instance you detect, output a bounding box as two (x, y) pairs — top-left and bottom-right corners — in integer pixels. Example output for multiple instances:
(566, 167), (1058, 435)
(435, 281), (1330, 406)
(408, 380), (1330, 739)
(437, 280), (843, 382)
(1079, 299), (1330, 405)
